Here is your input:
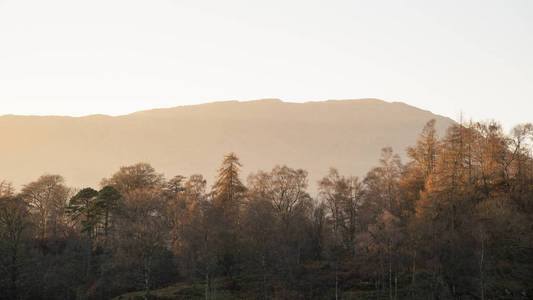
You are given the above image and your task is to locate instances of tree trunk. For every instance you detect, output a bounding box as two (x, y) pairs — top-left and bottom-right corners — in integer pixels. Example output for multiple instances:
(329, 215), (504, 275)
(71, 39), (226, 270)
(262, 253), (267, 300)
(411, 249), (416, 286)
(205, 273), (209, 300)
(335, 259), (339, 300)
(375, 276), (379, 300)
(389, 239), (392, 300)
(10, 247), (18, 300)
(480, 235), (485, 300)
(87, 238), (92, 281)
(104, 208), (110, 242)
(144, 255), (152, 300)
(394, 273), (398, 300)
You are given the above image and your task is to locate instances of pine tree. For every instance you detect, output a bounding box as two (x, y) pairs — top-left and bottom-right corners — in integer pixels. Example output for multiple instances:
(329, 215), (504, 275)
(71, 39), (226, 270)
(68, 188), (99, 239)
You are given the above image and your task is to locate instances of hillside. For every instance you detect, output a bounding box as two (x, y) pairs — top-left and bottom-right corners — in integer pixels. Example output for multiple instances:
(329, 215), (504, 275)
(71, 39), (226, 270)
(0, 99), (455, 192)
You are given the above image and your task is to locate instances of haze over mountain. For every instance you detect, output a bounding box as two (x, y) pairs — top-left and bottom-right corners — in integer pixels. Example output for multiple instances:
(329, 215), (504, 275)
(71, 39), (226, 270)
(0, 99), (455, 193)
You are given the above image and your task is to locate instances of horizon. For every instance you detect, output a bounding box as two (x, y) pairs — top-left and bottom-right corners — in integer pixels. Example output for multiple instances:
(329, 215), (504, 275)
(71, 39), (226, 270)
(1, 0), (532, 131)
(0, 97), (423, 117)
(0, 97), (505, 131)
(0, 97), (520, 135)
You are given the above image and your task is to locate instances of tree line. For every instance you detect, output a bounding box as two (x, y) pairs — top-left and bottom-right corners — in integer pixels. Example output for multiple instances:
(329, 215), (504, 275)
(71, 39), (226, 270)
(1, 120), (532, 299)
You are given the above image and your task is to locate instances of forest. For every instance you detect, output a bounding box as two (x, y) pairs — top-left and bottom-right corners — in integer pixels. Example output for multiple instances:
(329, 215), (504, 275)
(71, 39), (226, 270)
(1, 120), (532, 300)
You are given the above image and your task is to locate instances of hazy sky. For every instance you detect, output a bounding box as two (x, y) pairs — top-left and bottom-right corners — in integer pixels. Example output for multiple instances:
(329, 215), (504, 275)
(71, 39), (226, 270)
(0, 0), (531, 131)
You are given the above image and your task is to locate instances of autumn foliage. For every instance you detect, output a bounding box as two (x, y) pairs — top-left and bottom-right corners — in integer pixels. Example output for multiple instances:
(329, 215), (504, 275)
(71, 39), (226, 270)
(1, 120), (532, 299)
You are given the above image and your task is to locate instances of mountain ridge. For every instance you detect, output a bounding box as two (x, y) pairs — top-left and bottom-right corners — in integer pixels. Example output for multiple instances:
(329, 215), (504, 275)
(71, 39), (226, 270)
(0, 98), (455, 193)
(1, 98), (435, 118)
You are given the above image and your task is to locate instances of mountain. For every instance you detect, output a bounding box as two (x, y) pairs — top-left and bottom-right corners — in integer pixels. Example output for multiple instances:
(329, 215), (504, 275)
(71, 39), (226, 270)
(0, 99), (455, 194)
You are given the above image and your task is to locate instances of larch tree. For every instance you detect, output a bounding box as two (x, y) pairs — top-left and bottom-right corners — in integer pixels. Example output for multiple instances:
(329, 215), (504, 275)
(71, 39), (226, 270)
(402, 119), (440, 291)
(211, 153), (247, 289)
(212, 153), (246, 219)
(364, 147), (403, 300)
(407, 119), (440, 181)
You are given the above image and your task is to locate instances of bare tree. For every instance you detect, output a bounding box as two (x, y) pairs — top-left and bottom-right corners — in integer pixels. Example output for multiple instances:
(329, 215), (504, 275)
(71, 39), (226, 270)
(0, 196), (31, 300)
(21, 174), (70, 240)
(101, 162), (164, 193)
(115, 187), (171, 299)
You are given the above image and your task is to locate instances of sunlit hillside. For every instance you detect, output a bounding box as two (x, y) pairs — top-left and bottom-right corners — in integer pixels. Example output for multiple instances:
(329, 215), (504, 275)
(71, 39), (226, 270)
(0, 98), (454, 191)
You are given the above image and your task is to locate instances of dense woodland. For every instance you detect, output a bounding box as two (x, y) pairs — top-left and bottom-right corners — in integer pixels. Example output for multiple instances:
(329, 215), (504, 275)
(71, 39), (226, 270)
(1, 120), (533, 299)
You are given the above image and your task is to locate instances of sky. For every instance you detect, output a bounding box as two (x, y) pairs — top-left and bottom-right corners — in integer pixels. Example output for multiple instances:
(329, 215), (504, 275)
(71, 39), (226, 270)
(0, 0), (532, 131)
